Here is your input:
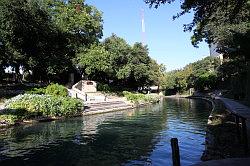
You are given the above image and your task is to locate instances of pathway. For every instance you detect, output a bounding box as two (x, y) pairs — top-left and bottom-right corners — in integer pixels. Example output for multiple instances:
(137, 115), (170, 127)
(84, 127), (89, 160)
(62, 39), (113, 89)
(215, 97), (250, 119)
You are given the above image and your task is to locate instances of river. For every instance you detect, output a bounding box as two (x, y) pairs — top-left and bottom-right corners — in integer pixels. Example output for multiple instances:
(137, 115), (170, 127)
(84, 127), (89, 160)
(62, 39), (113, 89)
(0, 98), (211, 166)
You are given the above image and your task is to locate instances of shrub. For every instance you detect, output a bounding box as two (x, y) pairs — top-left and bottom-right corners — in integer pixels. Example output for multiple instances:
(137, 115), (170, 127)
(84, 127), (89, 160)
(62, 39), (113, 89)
(123, 91), (160, 104)
(0, 114), (19, 125)
(0, 109), (27, 125)
(26, 87), (46, 95)
(97, 83), (111, 92)
(45, 83), (68, 97)
(123, 91), (145, 103)
(5, 94), (83, 118)
(26, 83), (68, 97)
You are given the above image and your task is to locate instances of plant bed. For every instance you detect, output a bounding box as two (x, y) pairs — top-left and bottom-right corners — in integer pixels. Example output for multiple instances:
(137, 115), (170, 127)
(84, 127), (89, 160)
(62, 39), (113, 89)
(0, 94), (83, 127)
(123, 91), (160, 106)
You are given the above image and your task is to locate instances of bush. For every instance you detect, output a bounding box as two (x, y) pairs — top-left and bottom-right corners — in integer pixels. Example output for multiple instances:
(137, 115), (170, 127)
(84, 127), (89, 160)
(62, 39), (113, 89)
(123, 91), (160, 104)
(0, 114), (19, 125)
(26, 83), (68, 97)
(0, 109), (27, 125)
(97, 83), (111, 92)
(5, 94), (83, 118)
(26, 87), (46, 95)
(45, 83), (68, 97)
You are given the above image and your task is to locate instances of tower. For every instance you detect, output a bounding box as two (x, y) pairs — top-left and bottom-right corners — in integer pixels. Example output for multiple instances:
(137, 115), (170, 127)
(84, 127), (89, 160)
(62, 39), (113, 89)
(141, 8), (146, 45)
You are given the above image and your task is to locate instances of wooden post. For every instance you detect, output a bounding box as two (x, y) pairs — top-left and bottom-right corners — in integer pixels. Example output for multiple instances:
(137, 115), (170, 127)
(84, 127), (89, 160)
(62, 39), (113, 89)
(171, 138), (180, 166)
(235, 116), (241, 142)
(241, 118), (248, 155)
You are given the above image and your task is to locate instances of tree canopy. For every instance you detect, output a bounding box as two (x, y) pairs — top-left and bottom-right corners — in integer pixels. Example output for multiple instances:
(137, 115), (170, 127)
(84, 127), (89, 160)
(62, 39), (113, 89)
(76, 34), (165, 89)
(162, 56), (220, 92)
(0, 0), (103, 82)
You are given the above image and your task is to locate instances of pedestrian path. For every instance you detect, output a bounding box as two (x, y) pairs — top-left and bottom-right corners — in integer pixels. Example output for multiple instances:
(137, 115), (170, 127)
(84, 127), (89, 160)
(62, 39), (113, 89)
(216, 97), (250, 119)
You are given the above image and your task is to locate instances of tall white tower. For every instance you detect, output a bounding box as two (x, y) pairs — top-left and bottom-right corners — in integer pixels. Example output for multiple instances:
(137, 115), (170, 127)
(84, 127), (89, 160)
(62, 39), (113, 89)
(141, 8), (146, 45)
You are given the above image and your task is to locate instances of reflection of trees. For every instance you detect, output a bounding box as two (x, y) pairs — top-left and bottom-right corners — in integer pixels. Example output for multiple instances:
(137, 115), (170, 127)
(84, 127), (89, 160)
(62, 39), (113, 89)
(0, 119), (83, 158)
(78, 103), (168, 165)
(163, 98), (211, 129)
(81, 109), (137, 138)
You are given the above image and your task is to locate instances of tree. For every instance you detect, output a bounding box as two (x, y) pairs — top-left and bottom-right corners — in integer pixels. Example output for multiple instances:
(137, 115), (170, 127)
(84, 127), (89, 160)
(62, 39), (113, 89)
(145, 0), (250, 58)
(0, 0), (62, 81)
(162, 56), (220, 93)
(76, 44), (112, 81)
(102, 34), (131, 82)
(46, 0), (103, 51)
(148, 60), (166, 88)
(0, 0), (103, 82)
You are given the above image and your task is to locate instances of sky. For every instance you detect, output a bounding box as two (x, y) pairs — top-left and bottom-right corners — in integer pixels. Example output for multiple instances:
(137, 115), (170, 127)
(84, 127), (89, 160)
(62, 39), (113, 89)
(85, 0), (210, 71)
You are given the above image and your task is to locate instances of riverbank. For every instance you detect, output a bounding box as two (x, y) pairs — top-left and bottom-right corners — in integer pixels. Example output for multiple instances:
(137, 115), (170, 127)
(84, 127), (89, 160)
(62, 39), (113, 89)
(0, 94), (84, 128)
(82, 93), (161, 116)
(0, 91), (161, 128)
(183, 94), (250, 163)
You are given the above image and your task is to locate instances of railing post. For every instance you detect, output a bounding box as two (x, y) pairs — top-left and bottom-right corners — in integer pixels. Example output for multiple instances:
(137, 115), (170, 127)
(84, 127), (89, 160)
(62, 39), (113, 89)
(171, 138), (180, 166)
(241, 117), (248, 155)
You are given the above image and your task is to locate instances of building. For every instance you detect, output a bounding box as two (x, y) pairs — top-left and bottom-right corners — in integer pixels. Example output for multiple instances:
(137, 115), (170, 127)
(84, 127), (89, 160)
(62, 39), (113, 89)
(209, 43), (223, 64)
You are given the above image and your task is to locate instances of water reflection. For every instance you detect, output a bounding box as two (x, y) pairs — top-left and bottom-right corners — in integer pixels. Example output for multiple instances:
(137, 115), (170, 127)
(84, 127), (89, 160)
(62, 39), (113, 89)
(0, 98), (211, 166)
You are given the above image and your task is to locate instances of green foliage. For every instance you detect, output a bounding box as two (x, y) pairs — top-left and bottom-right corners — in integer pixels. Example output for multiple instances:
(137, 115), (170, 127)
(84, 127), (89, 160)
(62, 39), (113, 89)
(5, 94), (83, 118)
(26, 83), (68, 97)
(123, 91), (159, 103)
(45, 83), (68, 97)
(146, 0), (250, 64)
(76, 34), (164, 89)
(76, 44), (112, 79)
(26, 87), (46, 95)
(0, 0), (103, 82)
(97, 83), (111, 92)
(0, 108), (27, 125)
(162, 57), (220, 93)
(123, 91), (145, 103)
(0, 114), (19, 125)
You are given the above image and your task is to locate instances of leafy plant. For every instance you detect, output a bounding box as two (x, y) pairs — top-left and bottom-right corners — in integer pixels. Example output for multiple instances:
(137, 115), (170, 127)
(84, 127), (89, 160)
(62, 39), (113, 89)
(5, 94), (83, 118)
(123, 91), (159, 104)
(45, 83), (68, 97)
(26, 87), (46, 95)
(26, 83), (68, 97)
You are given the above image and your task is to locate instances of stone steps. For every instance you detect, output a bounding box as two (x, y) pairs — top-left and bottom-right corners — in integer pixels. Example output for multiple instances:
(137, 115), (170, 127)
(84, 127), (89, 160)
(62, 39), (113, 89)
(83, 101), (132, 115)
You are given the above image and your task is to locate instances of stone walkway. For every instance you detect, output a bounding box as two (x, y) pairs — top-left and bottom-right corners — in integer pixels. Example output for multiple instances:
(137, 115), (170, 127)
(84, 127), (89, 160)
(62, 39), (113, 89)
(216, 97), (250, 119)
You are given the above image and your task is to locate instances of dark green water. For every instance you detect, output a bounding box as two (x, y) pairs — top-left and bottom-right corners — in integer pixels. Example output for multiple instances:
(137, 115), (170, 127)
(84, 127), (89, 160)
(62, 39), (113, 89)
(0, 98), (211, 166)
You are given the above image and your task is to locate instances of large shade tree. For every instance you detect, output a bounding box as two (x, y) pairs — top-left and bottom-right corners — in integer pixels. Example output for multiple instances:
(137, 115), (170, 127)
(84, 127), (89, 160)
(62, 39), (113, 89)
(0, 0), (103, 82)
